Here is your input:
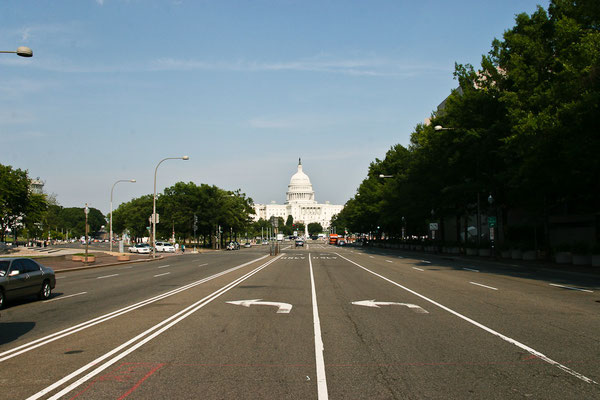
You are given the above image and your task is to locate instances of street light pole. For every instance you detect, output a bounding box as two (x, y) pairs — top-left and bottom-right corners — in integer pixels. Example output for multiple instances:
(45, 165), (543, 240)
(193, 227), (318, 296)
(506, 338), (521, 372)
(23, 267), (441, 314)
(153, 156), (189, 259)
(84, 204), (89, 260)
(110, 179), (136, 252)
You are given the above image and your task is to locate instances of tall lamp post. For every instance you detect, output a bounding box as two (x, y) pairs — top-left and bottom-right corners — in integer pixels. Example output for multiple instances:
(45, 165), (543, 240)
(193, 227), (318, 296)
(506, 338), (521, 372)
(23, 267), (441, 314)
(110, 179), (136, 252)
(153, 156), (189, 259)
(0, 46), (33, 57)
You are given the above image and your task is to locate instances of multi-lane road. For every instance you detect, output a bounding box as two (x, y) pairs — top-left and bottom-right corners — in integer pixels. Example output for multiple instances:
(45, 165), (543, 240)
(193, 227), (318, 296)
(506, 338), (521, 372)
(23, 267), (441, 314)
(1, 242), (599, 399)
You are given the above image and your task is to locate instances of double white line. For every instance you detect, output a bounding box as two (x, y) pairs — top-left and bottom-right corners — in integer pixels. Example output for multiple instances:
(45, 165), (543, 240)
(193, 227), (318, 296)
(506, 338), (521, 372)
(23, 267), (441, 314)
(28, 254), (283, 400)
(0, 255), (269, 364)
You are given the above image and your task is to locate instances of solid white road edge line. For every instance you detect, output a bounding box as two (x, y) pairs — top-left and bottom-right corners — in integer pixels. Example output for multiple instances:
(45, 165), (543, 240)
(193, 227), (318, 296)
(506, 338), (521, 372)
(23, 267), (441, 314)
(0, 254), (269, 363)
(157, 264), (171, 269)
(154, 272), (170, 277)
(44, 292), (87, 303)
(412, 267), (425, 271)
(334, 252), (597, 385)
(463, 267), (479, 272)
(309, 252), (329, 400)
(28, 254), (284, 400)
(470, 282), (498, 291)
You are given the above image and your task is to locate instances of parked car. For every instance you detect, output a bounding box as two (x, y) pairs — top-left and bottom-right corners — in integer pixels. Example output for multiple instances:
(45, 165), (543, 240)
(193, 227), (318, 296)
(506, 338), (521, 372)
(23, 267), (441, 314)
(295, 239), (305, 247)
(155, 241), (175, 253)
(243, 242), (252, 248)
(129, 243), (151, 254)
(0, 258), (56, 309)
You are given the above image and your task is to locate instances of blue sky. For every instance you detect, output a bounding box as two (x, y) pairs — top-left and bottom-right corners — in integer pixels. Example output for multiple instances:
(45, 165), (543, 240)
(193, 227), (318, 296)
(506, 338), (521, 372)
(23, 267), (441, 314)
(1, 0), (549, 215)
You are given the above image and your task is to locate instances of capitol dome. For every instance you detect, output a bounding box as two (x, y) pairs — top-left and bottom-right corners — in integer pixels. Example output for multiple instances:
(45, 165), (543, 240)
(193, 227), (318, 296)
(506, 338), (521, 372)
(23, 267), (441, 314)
(286, 158), (316, 204)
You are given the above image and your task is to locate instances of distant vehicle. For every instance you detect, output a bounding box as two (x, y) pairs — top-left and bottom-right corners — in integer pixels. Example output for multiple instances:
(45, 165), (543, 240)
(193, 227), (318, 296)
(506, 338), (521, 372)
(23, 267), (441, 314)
(0, 258), (56, 308)
(243, 243), (252, 248)
(226, 242), (240, 250)
(329, 234), (339, 245)
(155, 241), (175, 253)
(337, 239), (346, 246)
(262, 240), (269, 245)
(129, 243), (151, 254)
(295, 239), (305, 247)
(276, 233), (284, 242)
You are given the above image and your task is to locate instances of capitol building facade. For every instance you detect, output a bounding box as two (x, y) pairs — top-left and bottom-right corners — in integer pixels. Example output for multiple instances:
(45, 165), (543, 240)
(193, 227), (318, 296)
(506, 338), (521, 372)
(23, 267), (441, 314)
(253, 159), (343, 231)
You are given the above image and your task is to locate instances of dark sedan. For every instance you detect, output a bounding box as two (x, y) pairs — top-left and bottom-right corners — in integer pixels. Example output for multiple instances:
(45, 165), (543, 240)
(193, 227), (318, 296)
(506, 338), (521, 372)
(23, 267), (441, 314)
(0, 258), (56, 308)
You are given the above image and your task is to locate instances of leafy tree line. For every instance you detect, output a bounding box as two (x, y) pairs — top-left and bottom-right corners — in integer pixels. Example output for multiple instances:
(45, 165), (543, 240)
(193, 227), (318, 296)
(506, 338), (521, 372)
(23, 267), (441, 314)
(332, 0), (600, 248)
(111, 182), (256, 247)
(0, 163), (105, 241)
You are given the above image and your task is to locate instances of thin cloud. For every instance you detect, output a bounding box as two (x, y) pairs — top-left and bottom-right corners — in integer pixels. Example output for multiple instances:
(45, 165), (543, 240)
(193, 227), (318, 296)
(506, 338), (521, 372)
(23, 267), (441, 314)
(150, 56), (442, 77)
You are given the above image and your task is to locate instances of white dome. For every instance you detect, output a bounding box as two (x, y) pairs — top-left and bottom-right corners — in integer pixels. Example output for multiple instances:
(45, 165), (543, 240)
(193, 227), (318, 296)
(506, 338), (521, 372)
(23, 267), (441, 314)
(286, 159), (316, 204)
(289, 164), (312, 187)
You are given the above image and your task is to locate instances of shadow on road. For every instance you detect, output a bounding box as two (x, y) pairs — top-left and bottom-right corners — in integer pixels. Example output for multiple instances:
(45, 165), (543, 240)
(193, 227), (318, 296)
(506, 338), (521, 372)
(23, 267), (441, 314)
(0, 322), (36, 345)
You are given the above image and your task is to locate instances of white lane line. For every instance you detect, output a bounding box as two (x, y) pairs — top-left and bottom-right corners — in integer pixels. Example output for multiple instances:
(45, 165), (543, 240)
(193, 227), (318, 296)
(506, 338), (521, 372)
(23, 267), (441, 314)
(463, 267), (479, 272)
(120, 266), (133, 270)
(420, 260), (431, 264)
(31, 255), (284, 400)
(470, 282), (498, 291)
(549, 284), (593, 293)
(199, 263), (208, 267)
(157, 264), (171, 269)
(386, 260), (393, 263)
(309, 253), (329, 400)
(0, 254), (269, 363)
(412, 267), (425, 271)
(369, 256), (374, 258)
(335, 252), (597, 385)
(44, 292), (87, 303)
(97, 274), (119, 279)
(154, 272), (170, 277)
(397, 256), (404, 259)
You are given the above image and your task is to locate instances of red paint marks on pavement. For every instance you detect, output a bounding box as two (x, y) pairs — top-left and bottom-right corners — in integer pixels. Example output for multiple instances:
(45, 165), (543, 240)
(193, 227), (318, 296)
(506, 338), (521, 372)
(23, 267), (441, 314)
(117, 363), (165, 399)
(68, 363), (165, 400)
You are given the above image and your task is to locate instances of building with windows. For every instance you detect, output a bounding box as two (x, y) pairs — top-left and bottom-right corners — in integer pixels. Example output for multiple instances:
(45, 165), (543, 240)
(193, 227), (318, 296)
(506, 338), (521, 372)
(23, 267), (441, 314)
(253, 159), (343, 233)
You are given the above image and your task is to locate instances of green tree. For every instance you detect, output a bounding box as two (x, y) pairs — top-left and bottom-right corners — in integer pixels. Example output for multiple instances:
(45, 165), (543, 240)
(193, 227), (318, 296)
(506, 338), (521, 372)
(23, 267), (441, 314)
(308, 222), (323, 236)
(0, 164), (31, 241)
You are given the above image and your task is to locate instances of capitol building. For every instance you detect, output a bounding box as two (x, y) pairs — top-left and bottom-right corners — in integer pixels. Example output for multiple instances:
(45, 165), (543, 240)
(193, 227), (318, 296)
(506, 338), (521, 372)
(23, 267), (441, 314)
(253, 159), (343, 232)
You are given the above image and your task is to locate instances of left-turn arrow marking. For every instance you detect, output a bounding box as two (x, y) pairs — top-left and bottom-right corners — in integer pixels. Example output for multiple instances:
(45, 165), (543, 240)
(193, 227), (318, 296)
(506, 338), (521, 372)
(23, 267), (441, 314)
(351, 299), (428, 313)
(226, 299), (293, 314)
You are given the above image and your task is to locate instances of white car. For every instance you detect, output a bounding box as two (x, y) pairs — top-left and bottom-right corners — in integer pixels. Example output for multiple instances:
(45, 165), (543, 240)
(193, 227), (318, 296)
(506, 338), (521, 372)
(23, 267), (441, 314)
(129, 243), (151, 254)
(155, 241), (175, 253)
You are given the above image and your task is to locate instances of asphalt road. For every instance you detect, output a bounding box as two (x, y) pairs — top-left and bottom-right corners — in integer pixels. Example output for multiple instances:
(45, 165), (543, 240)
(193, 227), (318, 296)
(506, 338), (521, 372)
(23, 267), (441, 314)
(1, 242), (598, 399)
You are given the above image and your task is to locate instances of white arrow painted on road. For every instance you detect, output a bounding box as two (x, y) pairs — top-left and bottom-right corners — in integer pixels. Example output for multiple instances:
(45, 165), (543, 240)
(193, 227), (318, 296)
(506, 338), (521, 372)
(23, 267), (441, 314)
(352, 300), (428, 313)
(226, 299), (292, 314)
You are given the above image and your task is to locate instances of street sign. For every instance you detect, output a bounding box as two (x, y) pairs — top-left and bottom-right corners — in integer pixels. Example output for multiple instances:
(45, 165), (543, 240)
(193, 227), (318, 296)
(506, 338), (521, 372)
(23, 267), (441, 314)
(488, 216), (497, 227)
(429, 223), (438, 231)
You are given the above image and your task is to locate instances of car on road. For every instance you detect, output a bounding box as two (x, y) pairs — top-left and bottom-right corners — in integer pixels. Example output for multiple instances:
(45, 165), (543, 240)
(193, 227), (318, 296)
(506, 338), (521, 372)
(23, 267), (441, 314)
(226, 242), (240, 250)
(129, 243), (151, 254)
(243, 243), (252, 248)
(0, 258), (56, 308)
(295, 239), (305, 247)
(155, 241), (175, 253)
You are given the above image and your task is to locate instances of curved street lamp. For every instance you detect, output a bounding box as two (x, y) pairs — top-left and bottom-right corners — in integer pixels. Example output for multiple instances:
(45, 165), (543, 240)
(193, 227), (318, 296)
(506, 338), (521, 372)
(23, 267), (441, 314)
(153, 156), (189, 258)
(434, 125), (454, 131)
(379, 174), (393, 178)
(0, 46), (33, 57)
(110, 179), (136, 252)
